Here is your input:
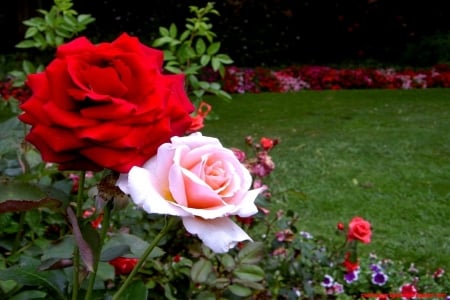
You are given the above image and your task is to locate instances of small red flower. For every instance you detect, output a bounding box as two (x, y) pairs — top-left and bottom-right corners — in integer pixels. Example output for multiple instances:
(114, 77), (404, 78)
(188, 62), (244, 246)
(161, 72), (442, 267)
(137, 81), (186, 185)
(260, 137), (274, 150)
(109, 257), (138, 275)
(82, 208), (103, 229)
(400, 283), (417, 299)
(433, 267), (445, 278)
(343, 252), (359, 272)
(173, 254), (182, 263)
(337, 222), (345, 230)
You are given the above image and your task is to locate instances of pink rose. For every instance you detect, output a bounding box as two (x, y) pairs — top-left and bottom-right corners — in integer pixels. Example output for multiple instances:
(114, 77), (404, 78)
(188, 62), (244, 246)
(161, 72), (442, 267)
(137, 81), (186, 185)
(117, 133), (264, 253)
(347, 216), (372, 243)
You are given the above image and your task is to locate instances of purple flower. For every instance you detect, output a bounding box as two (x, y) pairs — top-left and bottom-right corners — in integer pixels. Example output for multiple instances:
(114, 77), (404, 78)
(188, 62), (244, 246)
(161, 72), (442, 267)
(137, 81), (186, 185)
(372, 272), (389, 286)
(321, 274), (334, 288)
(344, 271), (359, 284)
(333, 282), (344, 294)
(370, 263), (382, 273)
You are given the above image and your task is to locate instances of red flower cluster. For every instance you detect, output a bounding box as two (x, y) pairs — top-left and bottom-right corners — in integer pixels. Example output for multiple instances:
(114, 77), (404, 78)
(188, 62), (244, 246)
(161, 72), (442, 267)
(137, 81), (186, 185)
(199, 64), (450, 93)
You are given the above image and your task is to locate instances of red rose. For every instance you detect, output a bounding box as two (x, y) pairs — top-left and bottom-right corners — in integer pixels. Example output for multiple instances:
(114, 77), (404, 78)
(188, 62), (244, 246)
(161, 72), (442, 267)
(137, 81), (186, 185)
(19, 33), (194, 173)
(109, 257), (138, 275)
(347, 216), (372, 243)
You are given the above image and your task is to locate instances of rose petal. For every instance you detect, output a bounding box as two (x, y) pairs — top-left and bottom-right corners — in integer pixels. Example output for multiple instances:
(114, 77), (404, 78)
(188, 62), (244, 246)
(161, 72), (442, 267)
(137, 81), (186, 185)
(182, 216), (252, 253)
(125, 166), (189, 217)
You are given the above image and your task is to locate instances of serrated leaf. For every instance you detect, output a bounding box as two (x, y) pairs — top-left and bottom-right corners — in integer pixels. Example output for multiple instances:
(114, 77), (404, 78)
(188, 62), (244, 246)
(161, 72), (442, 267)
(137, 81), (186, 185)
(213, 277), (230, 289)
(77, 14), (95, 25)
(216, 54), (234, 64)
(41, 236), (75, 261)
(169, 23), (178, 38)
(104, 233), (164, 259)
(152, 36), (173, 47)
(195, 38), (206, 55)
(120, 280), (148, 300)
(96, 261), (115, 281)
(22, 60), (35, 75)
(164, 65), (182, 74)
(228, 284), (252, 297)
(25, 27), (39, 38)
(211, 57), (220, 71)
(219, 254), (235, 270)
(233, 265), (265, 281)
(100, 244), (130, 261)
(200, 54), (210, 66)
(207, 42), (221, 56)
(237, 241), (264, 264)
(158, 26), (169, 37)
(0, 257), (66, 300)
(190, 258), (213, 283)
(9, 290), (47, 300)
(15, 40), (37, 49)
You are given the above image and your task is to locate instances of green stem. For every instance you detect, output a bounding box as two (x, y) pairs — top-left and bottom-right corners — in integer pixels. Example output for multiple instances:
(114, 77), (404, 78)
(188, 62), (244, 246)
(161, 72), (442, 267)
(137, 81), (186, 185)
(85, 203), (111, 300)
(71, 170), (86, 300)
(11, 211), (26, 255)
(112, 216), (178, 300)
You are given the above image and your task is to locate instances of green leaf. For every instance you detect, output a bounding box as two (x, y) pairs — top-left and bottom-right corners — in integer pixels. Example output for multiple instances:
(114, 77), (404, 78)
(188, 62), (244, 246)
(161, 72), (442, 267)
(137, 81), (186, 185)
(22, 60), (35, 74)
(158, 26), (169, 37)
(100, 244), (130, 261)
(207, 42), (220, 56)
(96, 261), (115, 281)
(120, 280), (148, 300)
(104, 233), (164, 259)
(152, 36), (173, 47)
(0, 257), (66, 300)
(164, 65), (182, 74)
(77, 14), (95, 25)
(41, 236), (75, 261)
(169, 23), (178, 38)
(198, 81), (210, 89)
(9, 290), (47, 300)
(216, 53), (234, 64)
(227, 284), (252, 297)
(63, 15), (77, 27)
(219, 254), (235, 271)
(211, 57), (220, 71)
(195, 38), (206, 55)
(25, 27), (39, 38)
(237, 242), (264, 265)
(200, 54), (210, 66)
(179, 30), (190, 42)
(15, 40), (37, 49)
(190, 258), (213, 283)
(233, 265), (265, 281)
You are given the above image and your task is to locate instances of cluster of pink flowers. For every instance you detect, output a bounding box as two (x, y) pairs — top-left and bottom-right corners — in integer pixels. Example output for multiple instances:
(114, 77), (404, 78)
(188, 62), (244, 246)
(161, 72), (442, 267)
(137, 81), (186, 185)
(199, 64), (450, 93)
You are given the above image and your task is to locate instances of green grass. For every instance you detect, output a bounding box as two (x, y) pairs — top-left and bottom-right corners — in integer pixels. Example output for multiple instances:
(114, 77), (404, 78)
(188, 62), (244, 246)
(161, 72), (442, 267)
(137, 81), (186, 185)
(202, 88), (450, 270)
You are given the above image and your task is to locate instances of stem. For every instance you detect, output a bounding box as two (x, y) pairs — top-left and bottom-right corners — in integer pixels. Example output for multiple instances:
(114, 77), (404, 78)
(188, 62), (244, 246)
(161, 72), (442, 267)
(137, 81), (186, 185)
(11, 211), (26, 254)
(71, 170), (86, 300)
(85, 203), (111, 300)
(112, 216), (178, 300)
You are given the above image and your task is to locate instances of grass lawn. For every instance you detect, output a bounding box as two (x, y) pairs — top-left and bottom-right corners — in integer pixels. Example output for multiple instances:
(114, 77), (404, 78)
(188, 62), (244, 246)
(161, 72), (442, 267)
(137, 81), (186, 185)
(202, 88), (450, 270)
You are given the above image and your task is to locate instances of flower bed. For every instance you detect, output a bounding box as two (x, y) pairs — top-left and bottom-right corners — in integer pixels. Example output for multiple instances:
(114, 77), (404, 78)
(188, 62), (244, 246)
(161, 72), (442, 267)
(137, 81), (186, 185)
(200, 64), (450, 93)
(2, 64), (450, 103)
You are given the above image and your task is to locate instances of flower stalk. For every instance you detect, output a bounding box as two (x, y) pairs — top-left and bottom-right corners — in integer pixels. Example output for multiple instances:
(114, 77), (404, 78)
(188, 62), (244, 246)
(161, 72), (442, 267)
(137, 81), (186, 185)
(71, 170), (86, 300)
(85, 202), (111, 300)
(112, 216), (178, 300)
